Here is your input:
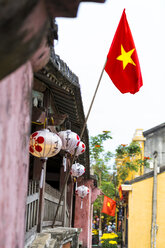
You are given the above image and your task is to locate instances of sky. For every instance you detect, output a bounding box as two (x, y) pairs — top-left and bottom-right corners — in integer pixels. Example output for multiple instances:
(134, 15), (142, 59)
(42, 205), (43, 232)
(55, 0), (165, 165)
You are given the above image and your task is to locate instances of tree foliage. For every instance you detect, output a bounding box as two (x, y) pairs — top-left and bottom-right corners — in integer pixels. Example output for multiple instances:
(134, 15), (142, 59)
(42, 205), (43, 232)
(115, 142), (150, 183)
(115, 142), (141, 158)
(90, 131), (115, 215)
(90, 131), (112, 162)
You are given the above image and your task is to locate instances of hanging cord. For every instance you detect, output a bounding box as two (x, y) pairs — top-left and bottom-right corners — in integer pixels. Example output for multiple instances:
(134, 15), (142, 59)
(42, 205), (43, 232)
(44, 118), (48, 129)
(31, 118), (48, 129)
(32, 116), (55, 129)
(52, 59), (107, 227)
(31, 121), (44, 125)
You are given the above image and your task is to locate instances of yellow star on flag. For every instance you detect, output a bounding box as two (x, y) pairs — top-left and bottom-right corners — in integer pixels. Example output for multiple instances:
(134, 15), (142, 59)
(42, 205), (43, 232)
(117, 45), (136, 69)
(107, 202), (111, 207)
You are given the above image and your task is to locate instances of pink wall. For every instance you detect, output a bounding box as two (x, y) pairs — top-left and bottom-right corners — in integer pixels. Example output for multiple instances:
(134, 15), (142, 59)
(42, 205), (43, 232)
(74, 179), (102, 248)
(0, 63), (33, 248)
(74, 180), (91, 248)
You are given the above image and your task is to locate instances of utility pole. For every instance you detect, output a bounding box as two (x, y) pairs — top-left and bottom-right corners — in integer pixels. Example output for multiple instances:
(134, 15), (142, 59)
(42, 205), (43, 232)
(151, 151), (158, 248)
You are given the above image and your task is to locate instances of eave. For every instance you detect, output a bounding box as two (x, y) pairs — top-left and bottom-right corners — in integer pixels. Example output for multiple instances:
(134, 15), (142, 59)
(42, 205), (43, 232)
(34, 53), (90, 178)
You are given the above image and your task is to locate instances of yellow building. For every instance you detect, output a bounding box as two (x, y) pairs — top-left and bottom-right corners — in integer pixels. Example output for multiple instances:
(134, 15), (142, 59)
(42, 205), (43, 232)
(132, 128), (146, 177)
(121, 166), (165, 248)
(116, 129), (146, 183)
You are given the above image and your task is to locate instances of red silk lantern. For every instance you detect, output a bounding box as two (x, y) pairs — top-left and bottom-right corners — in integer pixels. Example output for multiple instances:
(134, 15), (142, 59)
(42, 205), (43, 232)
(29, 129), (62, 159)
(70, 141), (86, 156)
(58, 130), (80, 152)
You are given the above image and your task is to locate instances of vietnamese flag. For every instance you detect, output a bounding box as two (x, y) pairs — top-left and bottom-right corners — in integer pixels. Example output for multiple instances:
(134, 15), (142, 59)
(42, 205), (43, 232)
(101, 195), (116, 216)
(105, 9), (143, 94)
(118, 185), (123, 200)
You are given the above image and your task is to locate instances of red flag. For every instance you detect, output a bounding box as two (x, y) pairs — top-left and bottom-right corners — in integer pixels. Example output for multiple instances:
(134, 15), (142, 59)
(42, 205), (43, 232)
(118, 185), (123, 200)
(105, 9), (143, 94)
(101, 195), (116, 216)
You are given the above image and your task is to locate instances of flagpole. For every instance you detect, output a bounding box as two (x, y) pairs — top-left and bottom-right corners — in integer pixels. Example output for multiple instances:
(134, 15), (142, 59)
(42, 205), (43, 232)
(52, 58), (107, 227)
(79, 58), (107, 139)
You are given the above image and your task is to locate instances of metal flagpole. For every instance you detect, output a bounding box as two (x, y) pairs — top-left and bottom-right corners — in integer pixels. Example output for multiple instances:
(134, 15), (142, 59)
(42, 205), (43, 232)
(52, 58), (107, 227)
(151, 151), (158, 248)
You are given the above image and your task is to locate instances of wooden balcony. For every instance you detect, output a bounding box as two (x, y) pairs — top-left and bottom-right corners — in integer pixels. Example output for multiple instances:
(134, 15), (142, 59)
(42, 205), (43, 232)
(25, 180), (70, 245)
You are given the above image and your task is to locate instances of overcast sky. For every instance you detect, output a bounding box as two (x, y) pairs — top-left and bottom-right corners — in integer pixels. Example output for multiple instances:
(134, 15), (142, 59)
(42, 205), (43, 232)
(56, 0), (165, 162)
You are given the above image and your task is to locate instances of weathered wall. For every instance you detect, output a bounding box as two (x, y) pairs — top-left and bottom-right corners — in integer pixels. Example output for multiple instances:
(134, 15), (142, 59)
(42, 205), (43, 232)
(0, 63), (33, 248)
(144, 126), (165, 172)
(74, 179), (94, 248)
(128, 171), (165, 248)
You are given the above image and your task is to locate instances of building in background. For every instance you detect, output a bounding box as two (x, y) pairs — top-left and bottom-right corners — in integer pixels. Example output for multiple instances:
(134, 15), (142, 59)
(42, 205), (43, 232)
(143, 123), (165, 173)
(120, 123), (165, 248)
(121, 166), (165, 248)
(116, 129), (146, 247)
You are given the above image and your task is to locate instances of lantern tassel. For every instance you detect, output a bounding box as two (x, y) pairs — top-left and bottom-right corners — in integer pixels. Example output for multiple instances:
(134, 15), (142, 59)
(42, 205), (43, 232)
(75, 181), (78, 191)
(40, 168), (44, 188)
(80, 198), (83, 209)
(63, 155), (67, 172)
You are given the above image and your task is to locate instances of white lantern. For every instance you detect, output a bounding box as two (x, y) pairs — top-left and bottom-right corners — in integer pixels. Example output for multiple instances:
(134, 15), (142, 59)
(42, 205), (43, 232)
(29, 129), (62, 158)
(70, 141), (86, 156)
(76, 185), (89, 198)
(76, 185), (89, 209)
(71, 163), (85, 178)
(58, 130), (80, 152)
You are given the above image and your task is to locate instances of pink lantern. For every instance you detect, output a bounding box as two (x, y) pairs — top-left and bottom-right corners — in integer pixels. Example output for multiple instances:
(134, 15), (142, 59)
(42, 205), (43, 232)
(70, 141), (86, 156)
(71, 163), (85, 178)
(58, 130), (80, 152)
(29, 129), (62, 159)
(76, 185), (89, 209)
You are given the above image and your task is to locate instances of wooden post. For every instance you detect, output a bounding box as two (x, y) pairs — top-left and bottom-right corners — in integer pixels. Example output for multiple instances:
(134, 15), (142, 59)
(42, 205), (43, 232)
(69, 180), (74, 227)
(63, 183), (67, 227)
(37, 159), (47, 232)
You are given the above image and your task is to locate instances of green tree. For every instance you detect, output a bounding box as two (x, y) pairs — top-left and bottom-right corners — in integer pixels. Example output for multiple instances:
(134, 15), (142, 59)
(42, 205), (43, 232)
(115, 142), (150, 183)
(90, 131), (113, 187)
(90, 131), (115, 230)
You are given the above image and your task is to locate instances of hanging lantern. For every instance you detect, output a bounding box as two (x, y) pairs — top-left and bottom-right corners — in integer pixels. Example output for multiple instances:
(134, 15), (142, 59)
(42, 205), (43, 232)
(76, 185), (89, 209)
(58, 130), (80, 152)
(71, 163), (85, 178)
(70, 141), (86, 156)
(71, 163), (85, 190)
(29, 129), (62, 158)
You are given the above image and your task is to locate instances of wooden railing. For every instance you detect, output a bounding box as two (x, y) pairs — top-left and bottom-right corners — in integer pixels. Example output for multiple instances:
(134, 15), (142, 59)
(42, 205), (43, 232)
(25, 180), (70, 243)
(43, 183), (64, 227)
(26, 181), (39, 232)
